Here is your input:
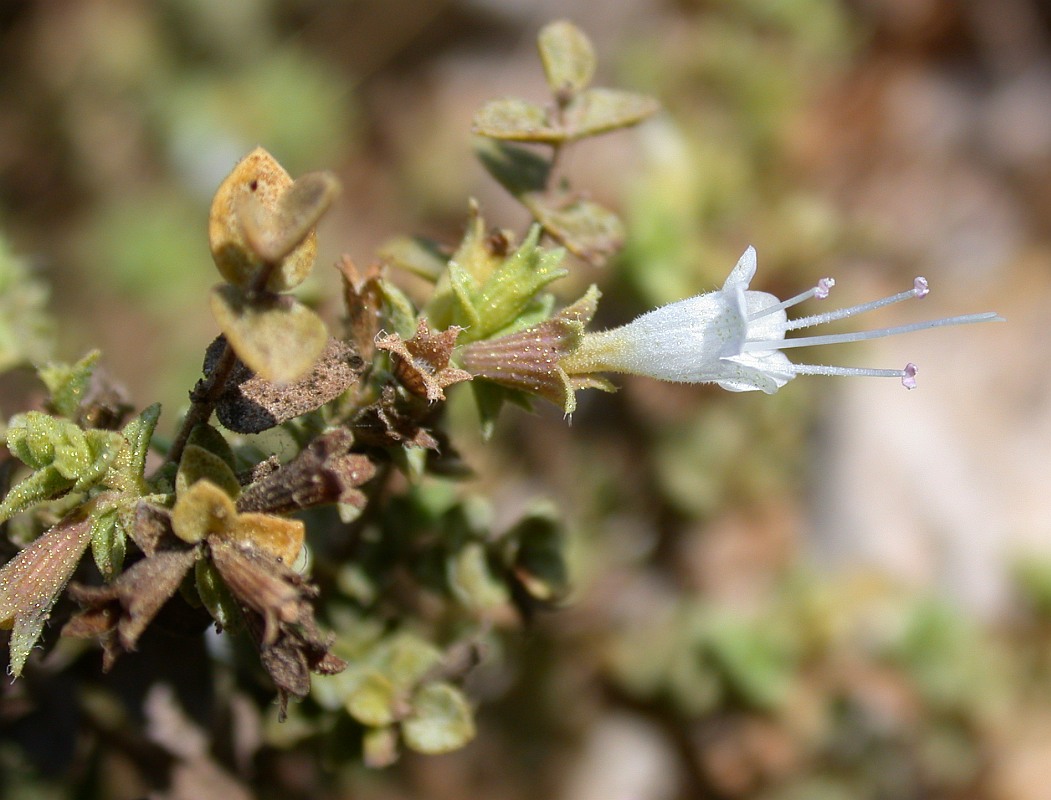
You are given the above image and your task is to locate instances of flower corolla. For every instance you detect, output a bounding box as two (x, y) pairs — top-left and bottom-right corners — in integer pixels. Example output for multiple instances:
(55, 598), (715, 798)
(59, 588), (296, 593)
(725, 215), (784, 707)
(561, 247), (1001, 393)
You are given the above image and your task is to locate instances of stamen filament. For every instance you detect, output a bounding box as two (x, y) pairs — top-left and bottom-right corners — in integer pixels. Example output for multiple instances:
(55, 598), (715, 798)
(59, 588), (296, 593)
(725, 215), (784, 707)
(784, 282), (926, 332)
(782, 363), (908, 379)
(748, 278), (835, 322)
(743, 312), (1003, 353)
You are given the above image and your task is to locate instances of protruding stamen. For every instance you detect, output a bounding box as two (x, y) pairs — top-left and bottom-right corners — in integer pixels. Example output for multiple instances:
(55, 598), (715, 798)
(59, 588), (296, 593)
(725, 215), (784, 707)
(784, 283), (930, 332)
(784, 362), (916, 380)
(913, 277), (929, 298)
(744, 312), (1003, 352)
(902, 362), (918, 389)
(748, 279), (834, 322)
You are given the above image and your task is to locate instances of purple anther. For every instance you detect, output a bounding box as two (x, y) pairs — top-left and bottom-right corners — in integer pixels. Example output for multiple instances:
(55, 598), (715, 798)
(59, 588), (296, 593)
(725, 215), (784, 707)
(913, 277), (929, 298)
(902, 362), (918, 389)
(815, 277), (835, 299)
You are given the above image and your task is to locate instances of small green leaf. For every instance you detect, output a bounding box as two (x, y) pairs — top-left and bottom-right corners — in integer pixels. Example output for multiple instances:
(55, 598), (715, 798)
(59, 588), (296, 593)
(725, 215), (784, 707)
(377, 281), (418, 340)
(538, 20), (596, 95)
(526, 197), (625, 266)
(175, 444), (241, 500)
(562, 88), (660, 139)
(107, 403), (161, 494)
(184, 423), (235, 471)
(448, 542), (508, 611)
(72, 430), (124, 491)
(209, 285), (328, 384)
(345, 669), (399, 727)
(375, 633), (443, 693)
(39, 350), (101, 419)
(474, 140), (551, 198)
(402, 682), (475, 755)
(472, 98), (561, 143)
(0, 413), (121, 520)
(194, 558), (243, 633)
(89, 507), (125, 580)
(508, 514), (570, 603)
(0, 466), (73, 523)
(378, 236), (449, 282)
(5, 411), (62, 469)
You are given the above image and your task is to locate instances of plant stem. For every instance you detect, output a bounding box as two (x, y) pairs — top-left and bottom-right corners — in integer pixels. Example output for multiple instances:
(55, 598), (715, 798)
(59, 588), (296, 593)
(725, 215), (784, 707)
(166, 260), (278, 466)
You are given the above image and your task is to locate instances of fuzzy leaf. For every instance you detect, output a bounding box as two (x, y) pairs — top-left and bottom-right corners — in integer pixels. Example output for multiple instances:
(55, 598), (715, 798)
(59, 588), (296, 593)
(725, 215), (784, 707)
(472, 98), (560, 143)
(562, 87), (660, 139)
(226, 513), (305, 565)
(39, 350), (101, 419)
(209, 337), (363, 435)
(171, 480), (237, 544)
(0, 466), (73, 523)
(402, 683), (475, 755)
(210, 285), (328, 384)
(538, 20), (596, 94)
(526, 197), (625, 266)
(1, 413), (122, 519)
(106, 403), (161, 495)
(90, 507), (126, 580)
(5, 411), (66, 469)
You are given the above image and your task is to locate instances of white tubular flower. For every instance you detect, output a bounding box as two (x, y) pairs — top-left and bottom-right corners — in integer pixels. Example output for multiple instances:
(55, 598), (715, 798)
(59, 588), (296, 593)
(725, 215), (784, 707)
(560, 246), (1003, 393)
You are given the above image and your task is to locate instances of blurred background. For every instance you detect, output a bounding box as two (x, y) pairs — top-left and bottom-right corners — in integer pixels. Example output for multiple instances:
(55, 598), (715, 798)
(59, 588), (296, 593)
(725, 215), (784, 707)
(0, 0), (1049, 798)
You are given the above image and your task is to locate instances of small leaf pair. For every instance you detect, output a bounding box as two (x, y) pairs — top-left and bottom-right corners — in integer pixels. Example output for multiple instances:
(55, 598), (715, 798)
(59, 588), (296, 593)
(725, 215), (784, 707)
(207, 147), (341, 384)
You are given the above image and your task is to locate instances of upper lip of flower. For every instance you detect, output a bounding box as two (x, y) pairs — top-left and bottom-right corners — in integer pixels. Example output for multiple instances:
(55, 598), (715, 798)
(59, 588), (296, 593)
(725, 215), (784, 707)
(713, 248), (796, 391)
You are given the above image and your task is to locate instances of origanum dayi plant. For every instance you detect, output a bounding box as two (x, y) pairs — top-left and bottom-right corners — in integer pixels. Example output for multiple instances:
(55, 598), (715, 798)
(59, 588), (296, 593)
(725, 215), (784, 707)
(0, 19), (1002, 781)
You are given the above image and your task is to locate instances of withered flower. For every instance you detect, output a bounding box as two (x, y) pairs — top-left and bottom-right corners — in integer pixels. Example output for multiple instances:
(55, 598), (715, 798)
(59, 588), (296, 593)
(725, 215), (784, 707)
(236, 428), (376, 515)
(0, 511), (93, 675)
(64, 547), (198, 671)
(210, 538), (345, 717)
(352, 385), (441, 450)
(338, 256), (384, 363)
(376, 319), (472, 402)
